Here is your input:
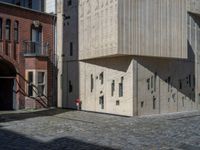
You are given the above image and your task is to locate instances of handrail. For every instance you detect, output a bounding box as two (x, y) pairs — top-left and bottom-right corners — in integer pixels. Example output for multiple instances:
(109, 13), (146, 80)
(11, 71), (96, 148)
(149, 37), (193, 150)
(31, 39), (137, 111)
(23, 41), (49, 57)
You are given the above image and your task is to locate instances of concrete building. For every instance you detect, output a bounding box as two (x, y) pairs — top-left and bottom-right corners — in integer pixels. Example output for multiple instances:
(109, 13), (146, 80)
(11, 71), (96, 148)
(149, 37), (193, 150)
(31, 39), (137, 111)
(0, 2), (56, 110)
(56, 0), (200, 116)
(56, 0), (79, 109)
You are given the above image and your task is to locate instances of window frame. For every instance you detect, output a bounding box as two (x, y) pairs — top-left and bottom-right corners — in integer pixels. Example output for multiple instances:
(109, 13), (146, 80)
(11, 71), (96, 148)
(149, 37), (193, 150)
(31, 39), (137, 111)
(14, 20), (19, 42)
(26, 69), (47, 98)
(5, 19), (11, 41)
(0, 17), (2, 40)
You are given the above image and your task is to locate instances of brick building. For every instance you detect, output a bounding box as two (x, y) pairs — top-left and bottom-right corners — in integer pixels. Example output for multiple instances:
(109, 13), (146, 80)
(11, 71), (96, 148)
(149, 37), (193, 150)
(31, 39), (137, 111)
(0, 2), (56, 110)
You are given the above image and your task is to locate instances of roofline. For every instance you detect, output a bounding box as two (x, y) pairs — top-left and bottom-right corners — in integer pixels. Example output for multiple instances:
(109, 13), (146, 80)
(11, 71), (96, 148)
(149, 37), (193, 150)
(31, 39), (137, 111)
(0, 1), (56, 17)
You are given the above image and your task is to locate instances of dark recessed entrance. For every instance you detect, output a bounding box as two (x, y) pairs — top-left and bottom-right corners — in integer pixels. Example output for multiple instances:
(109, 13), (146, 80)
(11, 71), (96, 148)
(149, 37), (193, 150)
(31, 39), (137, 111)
(0, 59), (17, 110)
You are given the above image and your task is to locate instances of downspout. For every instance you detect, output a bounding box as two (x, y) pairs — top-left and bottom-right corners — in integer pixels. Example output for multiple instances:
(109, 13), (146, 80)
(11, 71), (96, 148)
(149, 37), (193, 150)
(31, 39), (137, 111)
(51, 14), (57, 107)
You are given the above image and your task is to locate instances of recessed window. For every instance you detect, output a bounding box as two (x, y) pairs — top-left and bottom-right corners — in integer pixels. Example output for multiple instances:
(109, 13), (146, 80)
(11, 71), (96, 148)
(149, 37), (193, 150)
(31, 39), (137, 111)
(111, 80), (115, 96)
(31, 25), (42, 43)
(151, 76), (153, 89)
(91, 74), (94, 92)
(153, 96), (156, 110)
(37, 72), (45, 96)
(147, 78), (150, 90)
(69, 80), (73, 93)
(28, 72), (33, 97)
(179, 80), (182, 90)
(14, 21), (19, 42)
(99, 72), (104, 85)
(116, 100), (120, 106)
(70, 42), (73, 56)
(167, 76), (171, 92)
(5, 19), (11, 41)
(0, 18), (2, 40)
(154, 72), (157, 92)
(141, 101), (144, 108)
(68, 0), (72, 6)
(119, 77), (124, 97)
(182, 97), (185, 107)
(99, 96), (104, 109)
(28, 0), (32, 8)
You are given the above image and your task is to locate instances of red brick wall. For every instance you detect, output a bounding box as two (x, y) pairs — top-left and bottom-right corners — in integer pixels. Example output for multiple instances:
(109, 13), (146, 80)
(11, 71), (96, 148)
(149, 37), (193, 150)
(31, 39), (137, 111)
(0, 3), (55, 109)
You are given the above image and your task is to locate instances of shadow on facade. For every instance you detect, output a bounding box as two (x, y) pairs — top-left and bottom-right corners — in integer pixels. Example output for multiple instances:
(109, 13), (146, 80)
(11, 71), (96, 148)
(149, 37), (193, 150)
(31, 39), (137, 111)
(0, 128), (116, 150)
(82, 56), (133, 72)
(134, 41), (196, 102)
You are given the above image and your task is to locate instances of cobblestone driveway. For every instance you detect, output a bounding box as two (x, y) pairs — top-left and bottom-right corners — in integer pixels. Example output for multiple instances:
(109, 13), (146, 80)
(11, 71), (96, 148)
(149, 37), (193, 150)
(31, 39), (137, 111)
(0, 109), (200, 150)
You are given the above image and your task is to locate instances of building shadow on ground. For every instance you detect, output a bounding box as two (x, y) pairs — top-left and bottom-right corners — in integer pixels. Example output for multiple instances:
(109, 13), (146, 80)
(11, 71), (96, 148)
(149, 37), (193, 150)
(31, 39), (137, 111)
(0, 128), (116, 150)
(0, 109), (73, 123)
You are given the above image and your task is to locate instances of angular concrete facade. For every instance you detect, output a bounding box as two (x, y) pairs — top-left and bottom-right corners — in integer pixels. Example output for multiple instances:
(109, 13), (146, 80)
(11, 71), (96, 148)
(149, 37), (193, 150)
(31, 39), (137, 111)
(79, 0), (187, 60)
(58, 0), (200, 116)
(78, 0), (200, 116)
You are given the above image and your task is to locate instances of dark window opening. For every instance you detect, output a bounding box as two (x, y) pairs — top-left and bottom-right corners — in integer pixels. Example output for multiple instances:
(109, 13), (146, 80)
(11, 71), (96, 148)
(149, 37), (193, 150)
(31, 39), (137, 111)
(151, 76), (153, 89)
(28, 72), (33, 97)
(14, 21), (19, 42)
(68, 0), (72, 6)
(111, 80), (115, 96)
(167, 76), (171, 92)
(147, 78), (150, 90)
(28, 0), (32, 8)
(141, 101), (144, 108)
(0, 18), (2, 40)
(91, 74), (94, 92)
(116, 100), (120, 106)
(69, 80), (73, 93)
(5, 19), (11, 41)
(182, 97), (185, 107)
(119, 77), (124, 97)
(70, 42), (73, 56)
(154, 72), (157, 92)
(153, 96), (156, 110)
(99, 96), (104, 109)
(99, 72), (104, 85)
(179, 80), (182, 90)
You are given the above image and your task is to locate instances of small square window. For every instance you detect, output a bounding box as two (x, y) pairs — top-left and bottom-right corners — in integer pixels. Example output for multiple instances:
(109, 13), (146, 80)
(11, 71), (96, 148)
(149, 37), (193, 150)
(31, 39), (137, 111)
(68, 0), (72, 6)
(116, 100), (120, 106)
(141, 101), (144, 108)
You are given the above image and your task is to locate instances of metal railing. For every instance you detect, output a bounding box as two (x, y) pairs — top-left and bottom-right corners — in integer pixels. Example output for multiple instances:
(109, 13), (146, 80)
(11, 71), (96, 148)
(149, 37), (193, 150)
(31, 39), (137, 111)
(23, 41), (49, 57)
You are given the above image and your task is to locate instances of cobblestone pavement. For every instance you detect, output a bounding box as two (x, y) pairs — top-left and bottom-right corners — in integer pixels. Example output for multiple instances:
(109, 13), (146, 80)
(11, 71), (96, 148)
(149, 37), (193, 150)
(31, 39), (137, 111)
(0, 109), (200, 150)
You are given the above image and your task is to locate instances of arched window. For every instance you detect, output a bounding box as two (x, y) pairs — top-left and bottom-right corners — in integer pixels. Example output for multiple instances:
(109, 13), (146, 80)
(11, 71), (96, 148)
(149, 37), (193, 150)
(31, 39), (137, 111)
(5, 19), (11, 41)
(0, 18), (2, 40)
(14, 21), (19, 42)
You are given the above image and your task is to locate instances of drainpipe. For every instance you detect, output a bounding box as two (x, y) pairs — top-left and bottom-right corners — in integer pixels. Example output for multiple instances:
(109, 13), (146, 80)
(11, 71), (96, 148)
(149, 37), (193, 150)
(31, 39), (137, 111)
(51, 14), (57, 107)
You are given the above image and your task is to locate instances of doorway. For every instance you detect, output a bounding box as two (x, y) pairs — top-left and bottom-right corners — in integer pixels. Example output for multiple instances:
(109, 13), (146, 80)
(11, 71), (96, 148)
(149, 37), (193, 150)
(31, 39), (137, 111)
(0, 78), (15, 110)
(0, 59), (17, 110)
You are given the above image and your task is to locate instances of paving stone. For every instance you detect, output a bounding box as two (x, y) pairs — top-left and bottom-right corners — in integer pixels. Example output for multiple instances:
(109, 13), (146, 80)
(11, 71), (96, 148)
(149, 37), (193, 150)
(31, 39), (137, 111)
(0, 109), (200, 150)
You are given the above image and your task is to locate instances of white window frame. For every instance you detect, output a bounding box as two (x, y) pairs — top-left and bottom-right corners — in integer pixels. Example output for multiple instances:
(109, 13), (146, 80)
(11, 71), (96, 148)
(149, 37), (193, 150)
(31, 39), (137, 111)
(26, 69), (47, 98)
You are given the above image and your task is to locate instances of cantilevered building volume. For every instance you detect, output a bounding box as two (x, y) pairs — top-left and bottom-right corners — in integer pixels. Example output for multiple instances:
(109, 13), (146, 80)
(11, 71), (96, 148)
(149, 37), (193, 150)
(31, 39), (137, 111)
(57, 0), (200, 116)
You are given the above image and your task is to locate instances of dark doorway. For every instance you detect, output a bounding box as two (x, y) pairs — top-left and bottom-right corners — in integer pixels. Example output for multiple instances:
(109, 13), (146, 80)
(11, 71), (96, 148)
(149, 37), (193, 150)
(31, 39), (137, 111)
(0, 78), (14, 110)
(0, 59), (17, 110)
